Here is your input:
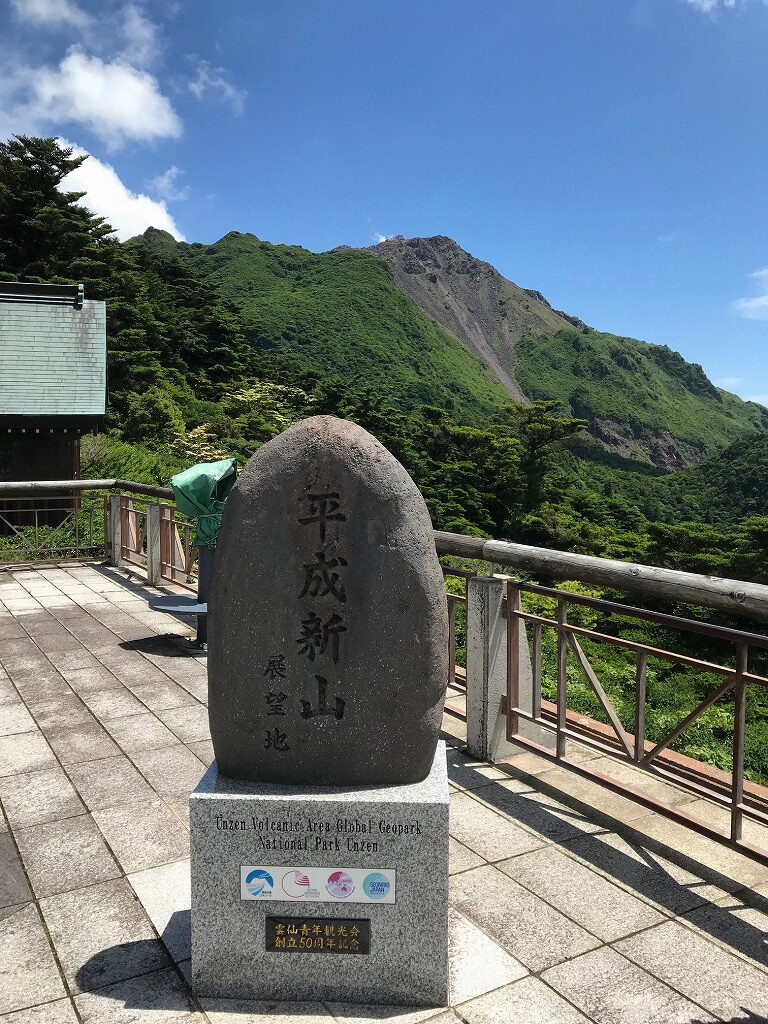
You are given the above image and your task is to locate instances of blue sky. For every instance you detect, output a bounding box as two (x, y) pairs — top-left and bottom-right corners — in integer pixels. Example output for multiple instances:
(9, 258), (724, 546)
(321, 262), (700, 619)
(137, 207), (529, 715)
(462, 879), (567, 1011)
(1, 0), (767, 400)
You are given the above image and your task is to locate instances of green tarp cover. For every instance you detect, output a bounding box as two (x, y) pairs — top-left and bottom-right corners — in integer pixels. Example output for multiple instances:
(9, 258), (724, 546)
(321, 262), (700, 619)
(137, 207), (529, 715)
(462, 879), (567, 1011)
(170, 458), (237, 549)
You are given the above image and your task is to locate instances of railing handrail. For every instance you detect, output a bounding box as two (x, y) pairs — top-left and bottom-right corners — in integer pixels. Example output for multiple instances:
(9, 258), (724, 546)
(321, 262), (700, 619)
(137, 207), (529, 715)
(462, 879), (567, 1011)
(2, 480), (767, 621)
(435, 530), (768, 622)
(0, 478), (174, 500)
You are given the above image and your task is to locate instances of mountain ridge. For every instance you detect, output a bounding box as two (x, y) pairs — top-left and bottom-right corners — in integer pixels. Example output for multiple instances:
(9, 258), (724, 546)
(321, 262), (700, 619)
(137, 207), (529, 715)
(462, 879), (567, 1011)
(365, 233), (767, 468)
(128, 226), (767, 470)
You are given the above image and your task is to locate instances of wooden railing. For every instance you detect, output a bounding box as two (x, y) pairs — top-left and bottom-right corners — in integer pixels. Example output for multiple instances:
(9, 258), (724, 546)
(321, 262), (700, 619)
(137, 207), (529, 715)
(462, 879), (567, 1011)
(2, 481), (768, 863)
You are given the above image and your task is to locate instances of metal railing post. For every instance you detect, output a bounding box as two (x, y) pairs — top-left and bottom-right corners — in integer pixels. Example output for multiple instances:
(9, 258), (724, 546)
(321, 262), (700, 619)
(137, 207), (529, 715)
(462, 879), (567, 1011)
(145, 503), (161, 585)
(108, 494), (122, 567)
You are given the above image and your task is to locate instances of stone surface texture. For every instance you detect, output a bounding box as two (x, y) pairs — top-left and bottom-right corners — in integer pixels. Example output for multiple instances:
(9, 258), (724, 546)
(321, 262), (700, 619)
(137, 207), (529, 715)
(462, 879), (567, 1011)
(208, 415), (449, 785)
(190, 744), (449, 1006)
(2, 564), (768, 1022)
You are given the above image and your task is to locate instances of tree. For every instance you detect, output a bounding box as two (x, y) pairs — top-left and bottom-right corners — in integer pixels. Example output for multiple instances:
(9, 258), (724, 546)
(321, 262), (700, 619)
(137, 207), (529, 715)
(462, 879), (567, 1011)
(502, 401), (587, 511)
(123, 387), (186, 448)
(0, 135), (117, 286)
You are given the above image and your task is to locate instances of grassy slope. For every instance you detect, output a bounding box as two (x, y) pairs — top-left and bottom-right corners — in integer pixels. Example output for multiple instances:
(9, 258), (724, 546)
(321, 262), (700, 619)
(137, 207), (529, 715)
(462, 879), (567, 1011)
(516, 327), (768, 464)
(655, 433), (768, 526)
(128, 230), (514, 422)
(127, 230), (767, 475)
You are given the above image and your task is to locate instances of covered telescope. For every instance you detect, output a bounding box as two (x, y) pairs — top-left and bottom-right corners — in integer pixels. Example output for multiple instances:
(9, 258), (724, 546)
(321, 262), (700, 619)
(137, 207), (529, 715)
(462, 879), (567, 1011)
(170, 458), (237, 550)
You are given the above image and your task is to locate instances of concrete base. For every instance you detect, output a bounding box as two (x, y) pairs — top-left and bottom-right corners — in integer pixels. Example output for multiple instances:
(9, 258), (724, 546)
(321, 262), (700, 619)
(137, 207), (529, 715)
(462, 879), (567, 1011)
(190, 743), (449, 1006)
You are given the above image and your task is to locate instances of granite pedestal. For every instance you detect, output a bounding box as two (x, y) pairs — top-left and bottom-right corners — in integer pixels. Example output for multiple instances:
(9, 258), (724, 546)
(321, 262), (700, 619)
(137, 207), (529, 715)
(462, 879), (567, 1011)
(190, 742), (449, 1006)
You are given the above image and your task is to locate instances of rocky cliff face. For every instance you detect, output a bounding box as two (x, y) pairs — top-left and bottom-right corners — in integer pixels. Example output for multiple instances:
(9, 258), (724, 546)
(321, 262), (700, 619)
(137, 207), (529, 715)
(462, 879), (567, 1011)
(367, 234), (583, 403)
(367, 234), (767, 470)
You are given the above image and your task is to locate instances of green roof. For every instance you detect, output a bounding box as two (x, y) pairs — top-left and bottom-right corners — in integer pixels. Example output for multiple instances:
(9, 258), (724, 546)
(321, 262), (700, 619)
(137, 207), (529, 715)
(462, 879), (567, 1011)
(0, 296), (106, 418)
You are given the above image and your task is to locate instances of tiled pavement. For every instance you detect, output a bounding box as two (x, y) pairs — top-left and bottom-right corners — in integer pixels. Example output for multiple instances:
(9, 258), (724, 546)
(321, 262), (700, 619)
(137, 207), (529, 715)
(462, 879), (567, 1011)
(1, 564), (768, 1023)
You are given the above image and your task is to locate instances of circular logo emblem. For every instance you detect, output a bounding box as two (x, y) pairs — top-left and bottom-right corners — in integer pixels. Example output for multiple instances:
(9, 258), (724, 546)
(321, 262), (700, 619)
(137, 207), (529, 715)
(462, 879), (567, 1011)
(245, 869), (273, 896)
(362, 872), (391, 900)
(326, 870), (355, 898)
(282, 870), (311, 899)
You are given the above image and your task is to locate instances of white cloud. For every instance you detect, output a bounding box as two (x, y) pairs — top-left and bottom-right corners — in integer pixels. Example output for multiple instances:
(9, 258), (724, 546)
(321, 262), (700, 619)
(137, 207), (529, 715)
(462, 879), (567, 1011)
(715, 376), (745, 389)
(62, 143), (185, 241)
(9, 0), (90, 29)
(120, 3), (160, 67)
(9, 48), (181, 148)
(733, 267), (768, 321)
(682, 0), (735, 11)
(188, 60), (246, 114)
(147, 165), (189, 202)
(373, 232), (392, 244)
(682, 0), (768, 11)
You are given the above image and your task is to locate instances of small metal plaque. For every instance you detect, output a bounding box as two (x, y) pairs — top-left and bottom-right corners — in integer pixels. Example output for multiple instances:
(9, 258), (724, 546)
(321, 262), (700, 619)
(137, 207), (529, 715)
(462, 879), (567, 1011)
(265, 916), (370, 954)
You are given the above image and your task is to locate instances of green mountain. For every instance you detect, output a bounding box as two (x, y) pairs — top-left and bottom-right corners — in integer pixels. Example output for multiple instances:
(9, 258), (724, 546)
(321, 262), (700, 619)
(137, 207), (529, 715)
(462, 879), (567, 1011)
(516, 328), (768, 469)
(126, 229), (513, 423)
(657, 433), (768, 525)
(367, 233), (581, 402)
(368, 235), (768, 469)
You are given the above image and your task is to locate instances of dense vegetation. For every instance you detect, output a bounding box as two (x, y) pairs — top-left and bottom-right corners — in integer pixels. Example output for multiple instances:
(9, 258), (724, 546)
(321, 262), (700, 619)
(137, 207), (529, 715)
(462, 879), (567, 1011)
(517, 327), (768, 468)
(3, 136), (768, 784)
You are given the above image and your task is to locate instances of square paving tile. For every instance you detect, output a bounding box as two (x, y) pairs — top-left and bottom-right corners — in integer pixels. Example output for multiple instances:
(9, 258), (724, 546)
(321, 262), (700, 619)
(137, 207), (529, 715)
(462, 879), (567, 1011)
(0, 834), (32, 908)
(615, 919), (768, 1020)
(128, 859), (190, 961)
(450, 865), (599, 971)
(682, 797), (768, 850)
(202, 997), (335, 1023)
(98, 653), (174, 687)
(323, 1004), (446, 1024)
(0, 704), (37, 738)
(11, 673), (71, 702)
(0, 681), (20, 706)
(0, 903), (67, 1015)
(448, 791), (545, 862)
(74, 966), (205, 1023)
(448, 837), (485, 875)
(498, 845), (666, 941)
(562, 829), (732, 915)
(630, 813), (768, 889)
(34, 632), (92, 653)
(0, 731), (56, 777)
(101, 712), (178, 754)
(187, 739), (214, 766)
(459, 976), (591, 1023)
(43, 721), (121, 765)
(40, 877), (171, 994)
(472, 782), (605, 844)
(682, 888), (768, 972)
(14, 814), (120, 897)
(127, 679), (198, 713)
(79, 686), (147, 720)
(27, 692), (92, 730)
(583, 758), (697, 807)
(448, 906), (526, 1003)
(128, 744), (205, 797)
(60, 664), (123, 694)
(66, 755), (155, 811)
(93, 799), (189, 873)
(158, 704), (210, 743)
(0, 996), (79, 1022)
(0, 766), (84, 828)
(444, 749), (514, 792)
(39, 648), (100, 674)
(542, 946), (717, 1024)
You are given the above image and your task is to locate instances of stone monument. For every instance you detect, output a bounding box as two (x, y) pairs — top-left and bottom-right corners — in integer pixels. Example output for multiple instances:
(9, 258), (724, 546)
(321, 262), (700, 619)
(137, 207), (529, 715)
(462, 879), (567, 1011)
(190, 416), (450, 1006)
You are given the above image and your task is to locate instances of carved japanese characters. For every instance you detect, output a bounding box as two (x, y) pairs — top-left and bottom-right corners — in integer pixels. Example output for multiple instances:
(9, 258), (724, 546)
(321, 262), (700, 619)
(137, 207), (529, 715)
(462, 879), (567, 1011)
(207, 415), (449, 785)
